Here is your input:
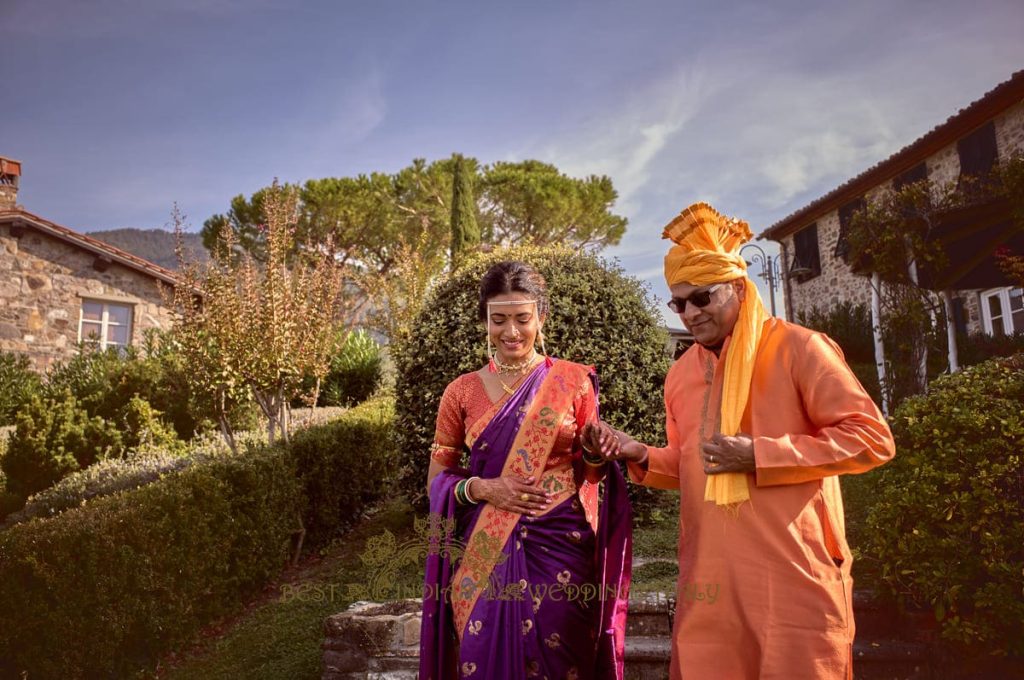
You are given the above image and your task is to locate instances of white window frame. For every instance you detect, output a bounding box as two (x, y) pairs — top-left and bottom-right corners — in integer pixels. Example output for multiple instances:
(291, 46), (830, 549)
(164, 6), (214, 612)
(77, 299), (134, 350)
(980, 287), (1024, 336)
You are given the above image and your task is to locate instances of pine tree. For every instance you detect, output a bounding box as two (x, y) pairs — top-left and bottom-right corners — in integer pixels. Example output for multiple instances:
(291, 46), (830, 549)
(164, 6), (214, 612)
(449, 154), (480, 269)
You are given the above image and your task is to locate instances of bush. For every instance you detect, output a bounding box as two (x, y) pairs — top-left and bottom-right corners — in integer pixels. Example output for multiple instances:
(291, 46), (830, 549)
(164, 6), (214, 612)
(0, 351), (41, 427)
(860, 355), (1024, 656)
(0, 442), (300, 679)
(319, 328), (384, 407)
(3, 444), (201, 527)
(0, 397), (396, 679)
(956, 330), (1024, 368)
(1, 392), (123, 499)
(392, 245), (670, 508)
(798, 302), (875, 364)
(291, 396), (396, 546)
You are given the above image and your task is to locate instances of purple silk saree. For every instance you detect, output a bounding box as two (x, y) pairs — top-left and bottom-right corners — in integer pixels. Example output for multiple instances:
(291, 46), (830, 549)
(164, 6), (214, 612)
(420, 360), (632, 680)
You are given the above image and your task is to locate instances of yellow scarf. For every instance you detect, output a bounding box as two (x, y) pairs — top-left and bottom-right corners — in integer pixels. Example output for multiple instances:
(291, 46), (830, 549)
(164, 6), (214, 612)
(663, 202), (769, 506)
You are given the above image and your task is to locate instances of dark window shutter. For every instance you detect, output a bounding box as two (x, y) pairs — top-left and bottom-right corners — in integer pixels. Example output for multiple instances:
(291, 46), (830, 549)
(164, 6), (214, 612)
(957, 122), (998, 178)
(952, 297), (968, 335)
(792, 223), (821, 281)
(835, 197), (866, 262)
(894, 163), (928, 190)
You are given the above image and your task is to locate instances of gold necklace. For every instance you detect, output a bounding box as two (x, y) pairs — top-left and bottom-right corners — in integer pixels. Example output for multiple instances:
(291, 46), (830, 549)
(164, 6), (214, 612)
(495, 352), (540, 394)
(494, 350), (538, 375)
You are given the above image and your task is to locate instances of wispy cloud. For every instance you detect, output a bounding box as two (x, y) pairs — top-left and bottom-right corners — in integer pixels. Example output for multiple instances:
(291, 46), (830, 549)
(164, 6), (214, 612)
(536, 61), (723, 214)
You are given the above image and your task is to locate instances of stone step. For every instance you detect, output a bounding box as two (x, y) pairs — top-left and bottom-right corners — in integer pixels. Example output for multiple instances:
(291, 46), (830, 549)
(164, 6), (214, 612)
(623, 635), (932, 680)
(624, 635), (672, 680)
(626, 591), (674, 637)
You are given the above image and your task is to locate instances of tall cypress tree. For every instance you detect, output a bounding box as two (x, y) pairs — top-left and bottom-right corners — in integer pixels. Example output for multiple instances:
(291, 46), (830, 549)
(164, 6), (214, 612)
(449, 154), (480, 270)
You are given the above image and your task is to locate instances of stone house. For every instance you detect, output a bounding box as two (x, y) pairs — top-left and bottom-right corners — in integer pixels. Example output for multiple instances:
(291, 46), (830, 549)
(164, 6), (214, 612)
(0, 157), (179, 371)
(761, 70), (1024, 339)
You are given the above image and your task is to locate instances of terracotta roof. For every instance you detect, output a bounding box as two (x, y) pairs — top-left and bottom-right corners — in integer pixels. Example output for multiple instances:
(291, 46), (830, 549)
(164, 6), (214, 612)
(0, 207), (181, 286)
(760, 70), (1024, 241)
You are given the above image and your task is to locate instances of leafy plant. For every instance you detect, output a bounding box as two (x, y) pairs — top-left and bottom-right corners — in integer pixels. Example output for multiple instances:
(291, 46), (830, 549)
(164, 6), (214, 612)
(319, 329), (383, 407)
(860, 355), (1024, 656)
(1, 391), (123, 499)
(0, 352), (41, 427)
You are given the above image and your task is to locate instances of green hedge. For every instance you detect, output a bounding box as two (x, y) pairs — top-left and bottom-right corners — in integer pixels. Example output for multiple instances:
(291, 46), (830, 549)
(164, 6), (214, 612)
(290, 397), (397, 547)
(860, 355), (1024, 656)
(392, 246), (670, 510)
(0, 397), (395, 679)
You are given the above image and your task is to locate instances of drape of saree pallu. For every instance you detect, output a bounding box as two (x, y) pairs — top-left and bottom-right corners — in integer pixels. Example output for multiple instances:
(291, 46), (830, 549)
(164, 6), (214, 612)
(420, 359), (632, 680)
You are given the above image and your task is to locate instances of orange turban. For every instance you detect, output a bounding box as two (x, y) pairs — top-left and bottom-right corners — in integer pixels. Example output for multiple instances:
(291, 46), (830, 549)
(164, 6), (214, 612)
(662, 202), (770, 507)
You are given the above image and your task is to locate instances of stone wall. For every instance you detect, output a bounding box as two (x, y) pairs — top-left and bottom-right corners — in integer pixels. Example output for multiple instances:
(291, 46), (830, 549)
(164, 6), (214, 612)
(0, 223), (175, 371)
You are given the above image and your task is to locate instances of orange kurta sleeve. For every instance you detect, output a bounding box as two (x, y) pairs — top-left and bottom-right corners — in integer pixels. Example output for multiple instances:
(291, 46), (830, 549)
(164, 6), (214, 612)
(628, 362), (684, 490)
(753, 332), (895, 487)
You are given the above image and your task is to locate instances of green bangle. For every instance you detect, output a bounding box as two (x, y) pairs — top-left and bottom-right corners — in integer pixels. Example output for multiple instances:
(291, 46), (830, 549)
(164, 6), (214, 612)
(582, 450), (607, 467)
(455, 479), (467, 505)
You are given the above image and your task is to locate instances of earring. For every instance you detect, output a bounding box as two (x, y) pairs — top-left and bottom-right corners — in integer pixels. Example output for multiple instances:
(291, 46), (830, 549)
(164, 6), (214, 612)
(487, 337), (497, 373)
(539, 331), (553, 367)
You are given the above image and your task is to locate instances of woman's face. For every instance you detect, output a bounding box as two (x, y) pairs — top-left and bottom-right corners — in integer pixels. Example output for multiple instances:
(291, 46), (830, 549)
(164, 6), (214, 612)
(486, 293), (544, 363)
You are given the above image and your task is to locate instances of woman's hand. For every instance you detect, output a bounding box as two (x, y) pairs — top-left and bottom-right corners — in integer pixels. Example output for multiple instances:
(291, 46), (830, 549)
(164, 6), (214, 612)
(472, 475), (551, 515)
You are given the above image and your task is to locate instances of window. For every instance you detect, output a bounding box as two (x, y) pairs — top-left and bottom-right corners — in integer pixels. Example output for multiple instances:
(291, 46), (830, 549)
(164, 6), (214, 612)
(957, 122), (998, 180)
(980, 287), (1024, 337)
(835, 197), (866, 262)
(894, 163), (928, 190)
(78, 299), (134, 349)
(791, 223), (821, 281)
(952, 296), (968, 336)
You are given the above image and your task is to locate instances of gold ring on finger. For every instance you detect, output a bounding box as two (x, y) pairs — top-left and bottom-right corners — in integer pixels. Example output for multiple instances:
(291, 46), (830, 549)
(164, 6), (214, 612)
(520, 493), (530, 502)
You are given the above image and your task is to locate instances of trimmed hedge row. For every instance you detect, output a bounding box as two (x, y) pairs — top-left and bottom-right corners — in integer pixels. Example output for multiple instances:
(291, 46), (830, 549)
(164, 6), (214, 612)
(0, 397), (395, 679)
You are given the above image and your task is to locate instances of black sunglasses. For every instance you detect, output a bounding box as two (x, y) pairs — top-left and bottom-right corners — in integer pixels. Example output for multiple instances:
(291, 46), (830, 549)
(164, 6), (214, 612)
(667, 284), (725, 314)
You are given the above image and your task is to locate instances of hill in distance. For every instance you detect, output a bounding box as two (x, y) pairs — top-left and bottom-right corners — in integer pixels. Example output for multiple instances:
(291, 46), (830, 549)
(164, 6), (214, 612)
(88, 228), (210, 271)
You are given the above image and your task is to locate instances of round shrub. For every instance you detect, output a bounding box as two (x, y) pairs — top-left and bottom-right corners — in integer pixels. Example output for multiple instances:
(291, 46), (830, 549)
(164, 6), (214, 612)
(320, 328), (384, 407)
(392, 245), (670, 508)
(860, 354), (1024, 656)
(1, 392), (123, 499)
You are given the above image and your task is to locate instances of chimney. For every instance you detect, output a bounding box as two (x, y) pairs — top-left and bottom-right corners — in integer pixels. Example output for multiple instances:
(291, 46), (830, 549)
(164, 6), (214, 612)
(0, 156), (22, 211)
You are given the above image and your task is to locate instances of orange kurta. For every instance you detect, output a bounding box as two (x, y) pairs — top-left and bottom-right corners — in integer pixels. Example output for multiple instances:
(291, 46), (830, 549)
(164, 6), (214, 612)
(629, 318), (895, 680)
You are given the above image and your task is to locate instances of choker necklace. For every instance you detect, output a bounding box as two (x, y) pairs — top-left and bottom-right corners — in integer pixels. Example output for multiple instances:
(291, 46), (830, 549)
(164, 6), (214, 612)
(494, 350), (538, 375)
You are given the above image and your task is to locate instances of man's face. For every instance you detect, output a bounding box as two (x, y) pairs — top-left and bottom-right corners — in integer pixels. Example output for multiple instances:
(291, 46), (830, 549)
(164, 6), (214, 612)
(670, 279), (745, 347)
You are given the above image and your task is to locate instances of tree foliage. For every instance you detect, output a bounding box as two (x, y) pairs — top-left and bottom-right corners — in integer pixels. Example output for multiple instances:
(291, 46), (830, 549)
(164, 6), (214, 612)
(173, 183), (348, 449)
(201, 156), (627, 272)
(449, 153), (481, 269)
(477, 160), (626, 249)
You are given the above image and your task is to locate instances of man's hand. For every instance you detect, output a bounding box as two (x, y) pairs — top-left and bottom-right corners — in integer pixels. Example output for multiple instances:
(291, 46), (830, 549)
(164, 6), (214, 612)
(701, 433), (755, 474)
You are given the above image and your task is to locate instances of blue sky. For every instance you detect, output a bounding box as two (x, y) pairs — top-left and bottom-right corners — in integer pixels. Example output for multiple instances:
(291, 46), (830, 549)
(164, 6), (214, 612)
(3, 0), (1023, 325)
